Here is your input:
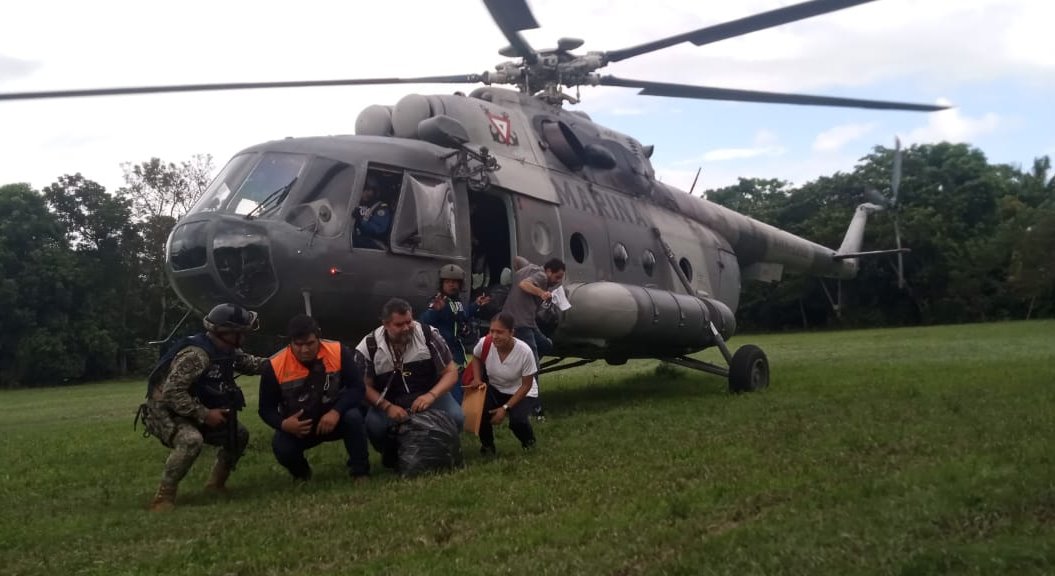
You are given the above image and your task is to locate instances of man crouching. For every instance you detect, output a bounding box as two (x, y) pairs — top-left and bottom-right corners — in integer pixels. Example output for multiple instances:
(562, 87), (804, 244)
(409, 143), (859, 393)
(257, 315), (369, 481)
(355, 298), (465, 469)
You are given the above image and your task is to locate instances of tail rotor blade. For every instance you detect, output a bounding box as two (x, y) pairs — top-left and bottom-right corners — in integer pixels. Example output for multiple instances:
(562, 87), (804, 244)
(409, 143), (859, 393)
(864, 186), (889, 207)
(894, 217), (904, 289)
(891, 136), (902, 206)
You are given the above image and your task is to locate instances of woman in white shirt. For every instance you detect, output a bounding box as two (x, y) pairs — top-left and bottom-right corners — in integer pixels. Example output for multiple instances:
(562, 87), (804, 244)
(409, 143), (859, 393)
(469, 312), (538, 455)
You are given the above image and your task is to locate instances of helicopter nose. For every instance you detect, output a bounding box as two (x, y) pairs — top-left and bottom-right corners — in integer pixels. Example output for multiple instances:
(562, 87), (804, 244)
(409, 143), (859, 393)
(167, 217), (278, 310)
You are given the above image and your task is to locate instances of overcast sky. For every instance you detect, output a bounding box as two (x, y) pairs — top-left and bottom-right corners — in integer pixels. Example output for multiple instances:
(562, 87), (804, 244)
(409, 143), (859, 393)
(1, 0), (1052, 195)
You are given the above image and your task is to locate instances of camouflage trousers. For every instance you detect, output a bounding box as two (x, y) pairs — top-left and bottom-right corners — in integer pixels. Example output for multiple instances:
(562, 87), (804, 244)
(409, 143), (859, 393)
(142, 402), (249, 486)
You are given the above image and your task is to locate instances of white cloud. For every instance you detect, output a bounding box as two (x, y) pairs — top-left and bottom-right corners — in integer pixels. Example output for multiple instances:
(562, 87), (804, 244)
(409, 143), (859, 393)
(655, 148), (868, 196)
(903, 103), (1001, 145)
(701, 146), (785, 162)
(813, 123), (877, 152)
(753, 129), (779, 147)
(674, 129), (785, 163)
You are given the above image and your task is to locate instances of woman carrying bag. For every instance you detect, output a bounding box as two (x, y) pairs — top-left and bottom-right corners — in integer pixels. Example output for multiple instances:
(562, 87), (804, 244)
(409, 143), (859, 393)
(467, 312), (539, 455)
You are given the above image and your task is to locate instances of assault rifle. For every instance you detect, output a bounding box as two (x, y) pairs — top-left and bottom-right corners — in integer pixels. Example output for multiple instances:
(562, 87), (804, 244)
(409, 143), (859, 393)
(224, 384), (247, 470)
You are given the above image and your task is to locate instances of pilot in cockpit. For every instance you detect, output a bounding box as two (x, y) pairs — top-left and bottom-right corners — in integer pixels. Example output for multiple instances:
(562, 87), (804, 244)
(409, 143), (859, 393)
(353, 175), (392, 249)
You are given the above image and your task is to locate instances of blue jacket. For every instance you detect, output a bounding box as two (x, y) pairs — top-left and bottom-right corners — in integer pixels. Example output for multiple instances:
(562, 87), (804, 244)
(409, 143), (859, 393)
(354, 202), (391, 239)
(420, 296), (478, 366)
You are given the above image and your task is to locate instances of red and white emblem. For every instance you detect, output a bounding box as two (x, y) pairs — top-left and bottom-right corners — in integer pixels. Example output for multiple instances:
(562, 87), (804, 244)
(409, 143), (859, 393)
(485, 110), (518, 146)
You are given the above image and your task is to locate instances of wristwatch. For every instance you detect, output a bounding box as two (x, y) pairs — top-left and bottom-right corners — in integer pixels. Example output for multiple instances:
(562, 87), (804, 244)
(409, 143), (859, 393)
(502, 403), (510, 411)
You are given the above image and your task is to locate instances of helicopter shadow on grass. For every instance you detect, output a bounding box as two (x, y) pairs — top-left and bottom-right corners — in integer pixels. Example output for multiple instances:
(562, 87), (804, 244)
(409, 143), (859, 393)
(539, 365), (731, 418)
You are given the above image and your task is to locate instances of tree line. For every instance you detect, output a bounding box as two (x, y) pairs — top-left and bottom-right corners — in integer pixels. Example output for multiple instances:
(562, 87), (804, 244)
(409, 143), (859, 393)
(1, 142), (1052, 387)
(705, 142), (1054, 331)
(0, 156), (213, 387)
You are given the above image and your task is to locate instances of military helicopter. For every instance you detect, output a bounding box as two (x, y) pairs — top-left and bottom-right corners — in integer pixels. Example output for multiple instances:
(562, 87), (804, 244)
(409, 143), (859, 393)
(1, 0), (939, 392)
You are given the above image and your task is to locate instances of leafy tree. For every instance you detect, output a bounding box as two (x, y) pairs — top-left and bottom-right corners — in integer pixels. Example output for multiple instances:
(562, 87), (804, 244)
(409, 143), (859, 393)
(120, 154), (214, 220)
(1009, 208), (1055, 319)
(0, 184), (81, 386)
(43, 174), (143, 378)
(119, 155), (215, 339)
(705, 142), (1054, 331)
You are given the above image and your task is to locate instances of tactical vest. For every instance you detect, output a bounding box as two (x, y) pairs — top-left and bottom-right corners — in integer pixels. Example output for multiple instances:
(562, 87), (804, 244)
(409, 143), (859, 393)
(269, 340), (343, 419)
(368, 326), (443, 410)
(147, 333), (240, 409)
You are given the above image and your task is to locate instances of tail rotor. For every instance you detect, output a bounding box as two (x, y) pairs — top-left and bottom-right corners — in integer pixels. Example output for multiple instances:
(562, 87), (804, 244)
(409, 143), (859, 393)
(864, 137), (906, 289)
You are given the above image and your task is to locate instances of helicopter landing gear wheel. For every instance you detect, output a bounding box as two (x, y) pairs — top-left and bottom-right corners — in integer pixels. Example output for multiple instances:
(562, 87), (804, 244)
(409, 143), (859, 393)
(728, 345), (768, 394)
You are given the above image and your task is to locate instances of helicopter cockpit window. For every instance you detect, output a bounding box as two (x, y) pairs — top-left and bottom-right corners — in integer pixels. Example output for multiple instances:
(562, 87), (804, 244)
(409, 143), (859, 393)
(353, 169), (401, 250)
(187, 153), (256, 216)
(229, 152), (307, 217)
(391, 173), (457, 255)
(284, 158), (355, 238)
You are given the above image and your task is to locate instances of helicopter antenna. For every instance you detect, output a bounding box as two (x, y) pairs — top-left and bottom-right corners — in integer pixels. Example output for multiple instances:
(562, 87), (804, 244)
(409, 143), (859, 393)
(689, 167), (702, 196)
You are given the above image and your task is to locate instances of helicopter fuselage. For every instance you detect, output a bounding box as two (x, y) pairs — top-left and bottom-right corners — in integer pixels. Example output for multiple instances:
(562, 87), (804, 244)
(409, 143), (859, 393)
(166, 87), (863, 361)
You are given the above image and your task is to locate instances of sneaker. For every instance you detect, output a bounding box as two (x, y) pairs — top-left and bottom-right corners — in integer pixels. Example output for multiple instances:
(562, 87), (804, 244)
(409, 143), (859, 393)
(480, 444), (496, 457)
(533, 404), (546, 422)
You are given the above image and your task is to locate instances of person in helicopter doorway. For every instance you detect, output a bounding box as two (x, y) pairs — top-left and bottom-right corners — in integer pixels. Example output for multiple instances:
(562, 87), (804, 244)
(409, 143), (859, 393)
(420, 264), (491, 404)
(257, 314), (370, 482)
(136, 303), (270, 512)
(352, 175), (392, 249)
(501, 256), (566, 420)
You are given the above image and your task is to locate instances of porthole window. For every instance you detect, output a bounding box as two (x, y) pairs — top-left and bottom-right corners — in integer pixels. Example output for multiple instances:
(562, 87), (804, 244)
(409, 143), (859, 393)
(613, 242), (628, 271)
(642, 250), (656, 276)
(679, 257), (693, 282)
(570, 232), (589, 264)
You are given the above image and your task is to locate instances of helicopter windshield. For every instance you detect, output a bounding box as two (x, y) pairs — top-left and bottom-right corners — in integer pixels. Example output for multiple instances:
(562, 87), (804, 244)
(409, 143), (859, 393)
(188, 152), (307, 217)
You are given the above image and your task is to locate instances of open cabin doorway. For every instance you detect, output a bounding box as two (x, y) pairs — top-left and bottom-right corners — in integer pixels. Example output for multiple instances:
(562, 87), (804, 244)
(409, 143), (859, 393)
(468, 190), (514, 320)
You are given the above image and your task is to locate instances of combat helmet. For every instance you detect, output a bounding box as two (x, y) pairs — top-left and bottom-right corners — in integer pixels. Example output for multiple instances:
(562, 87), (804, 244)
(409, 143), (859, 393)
(203, 303), (259, 333)
(439, 264), (465, 282)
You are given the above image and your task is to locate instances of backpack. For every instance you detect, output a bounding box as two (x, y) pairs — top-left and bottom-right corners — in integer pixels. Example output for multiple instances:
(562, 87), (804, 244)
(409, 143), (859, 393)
(460, 335), (492, 388)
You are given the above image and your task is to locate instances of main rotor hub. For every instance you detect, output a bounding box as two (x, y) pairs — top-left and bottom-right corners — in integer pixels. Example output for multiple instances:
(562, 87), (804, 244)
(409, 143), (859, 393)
(484, 50), (605, 105)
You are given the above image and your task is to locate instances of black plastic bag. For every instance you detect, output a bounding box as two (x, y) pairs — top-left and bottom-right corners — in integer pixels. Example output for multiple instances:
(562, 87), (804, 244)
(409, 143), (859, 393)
(536, 299), (560, 336)
(396, 409), (464, 478)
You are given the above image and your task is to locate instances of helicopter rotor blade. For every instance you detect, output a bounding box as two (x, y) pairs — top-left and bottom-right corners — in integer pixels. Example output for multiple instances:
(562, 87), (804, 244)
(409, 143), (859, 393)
(482, 0), (540, 65)
(598, 76), (950, 112)
(894, 216), (904, 289)
(603, 0), (877, 64)
(864, 186), (889, 207)
(0, 74), (486, 101)
(891, 136), (902, 205)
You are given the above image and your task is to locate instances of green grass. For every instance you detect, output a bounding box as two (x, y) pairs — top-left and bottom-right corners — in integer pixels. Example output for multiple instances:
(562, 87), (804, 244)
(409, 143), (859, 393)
(1, 320), (1054, 575)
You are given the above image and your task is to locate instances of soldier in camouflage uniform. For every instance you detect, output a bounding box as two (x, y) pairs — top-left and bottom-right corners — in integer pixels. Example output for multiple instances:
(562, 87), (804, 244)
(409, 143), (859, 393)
(138, 303), (269, 512)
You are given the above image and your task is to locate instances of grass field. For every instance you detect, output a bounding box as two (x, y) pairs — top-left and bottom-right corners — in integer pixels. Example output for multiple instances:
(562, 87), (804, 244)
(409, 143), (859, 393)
(1, 320), (1053, 575)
